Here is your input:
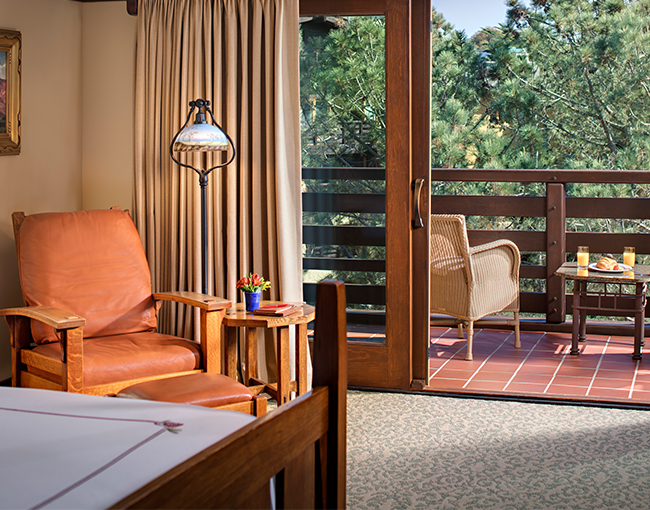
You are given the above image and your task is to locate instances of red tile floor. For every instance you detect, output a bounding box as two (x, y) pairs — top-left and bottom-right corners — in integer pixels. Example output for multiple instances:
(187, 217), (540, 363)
(428, 326), (650, 404)
(345, 324), (650, 404)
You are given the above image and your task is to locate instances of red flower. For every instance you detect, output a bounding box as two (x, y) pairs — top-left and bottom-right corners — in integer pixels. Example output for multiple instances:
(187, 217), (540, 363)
(236, 272), (271, 292)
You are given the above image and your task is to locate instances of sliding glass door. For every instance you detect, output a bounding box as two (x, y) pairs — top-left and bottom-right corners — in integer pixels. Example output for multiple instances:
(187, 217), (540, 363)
(300, 0), (431, 390)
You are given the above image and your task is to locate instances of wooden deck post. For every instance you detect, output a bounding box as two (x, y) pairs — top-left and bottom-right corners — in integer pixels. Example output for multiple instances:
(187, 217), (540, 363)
(546, 182), (566, 323)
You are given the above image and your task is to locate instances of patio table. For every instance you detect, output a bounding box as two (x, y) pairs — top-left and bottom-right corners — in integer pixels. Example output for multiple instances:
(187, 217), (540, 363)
(555, 262), (650, 360)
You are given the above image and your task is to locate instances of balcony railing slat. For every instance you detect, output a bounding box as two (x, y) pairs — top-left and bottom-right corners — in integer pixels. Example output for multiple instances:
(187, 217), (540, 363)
(303, 257), (386, 272)
(566, 197), (650, 220)
(303, 282), (385, 306)
(431, 168), (650, 184)
(432, 195), (546, 217)
(302, 167), (386, 181)
(566, 232), (650, 254)
(303, 193), (385, 213)
(432, 195), (650, 221)
(467, 230), (546, 252)
(519, 291), (547, 314)
(303, 225), (385, 246)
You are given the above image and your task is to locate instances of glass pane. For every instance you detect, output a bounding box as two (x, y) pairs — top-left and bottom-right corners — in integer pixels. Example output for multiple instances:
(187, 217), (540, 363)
(300, 15), (386, 340)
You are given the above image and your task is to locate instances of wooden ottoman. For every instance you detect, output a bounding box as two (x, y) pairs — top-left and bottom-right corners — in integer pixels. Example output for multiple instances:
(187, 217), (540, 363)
(117, 373), (267, 417)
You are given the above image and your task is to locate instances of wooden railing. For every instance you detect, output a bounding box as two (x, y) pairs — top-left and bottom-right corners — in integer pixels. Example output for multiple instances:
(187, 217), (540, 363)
(302, 167), (386, 324)
(303, 167), (650, 328)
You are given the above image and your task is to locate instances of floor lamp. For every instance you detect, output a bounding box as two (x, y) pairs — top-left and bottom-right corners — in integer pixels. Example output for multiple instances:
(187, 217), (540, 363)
(170, 99), (236, 295)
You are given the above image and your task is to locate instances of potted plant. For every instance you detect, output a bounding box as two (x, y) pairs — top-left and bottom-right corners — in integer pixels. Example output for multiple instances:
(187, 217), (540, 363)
(236, 272), (271, 311)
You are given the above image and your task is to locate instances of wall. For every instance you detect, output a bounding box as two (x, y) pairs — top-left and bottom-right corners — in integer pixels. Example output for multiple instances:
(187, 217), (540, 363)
(81, 2), (136, 211)
(0, 0), (136, 380)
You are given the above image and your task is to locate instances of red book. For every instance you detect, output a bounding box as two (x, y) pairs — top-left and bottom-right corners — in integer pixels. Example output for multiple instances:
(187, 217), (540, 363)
(253, 303), (302, 316)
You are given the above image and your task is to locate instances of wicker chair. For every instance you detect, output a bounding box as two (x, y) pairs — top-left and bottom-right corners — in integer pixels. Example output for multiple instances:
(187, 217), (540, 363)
(429, 214), (521, 361)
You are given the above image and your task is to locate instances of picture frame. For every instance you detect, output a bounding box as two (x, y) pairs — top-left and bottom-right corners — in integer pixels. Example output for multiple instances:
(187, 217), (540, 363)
(0, 29), (21, 156)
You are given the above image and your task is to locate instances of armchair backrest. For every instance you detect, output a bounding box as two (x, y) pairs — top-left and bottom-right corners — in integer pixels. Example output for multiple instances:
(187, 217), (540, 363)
(429, 214), (472, 314)
(14, 209), (157, 344)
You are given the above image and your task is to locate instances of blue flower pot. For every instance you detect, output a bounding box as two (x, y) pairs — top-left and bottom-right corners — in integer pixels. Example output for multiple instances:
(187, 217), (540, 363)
(244, 291), (261, 312)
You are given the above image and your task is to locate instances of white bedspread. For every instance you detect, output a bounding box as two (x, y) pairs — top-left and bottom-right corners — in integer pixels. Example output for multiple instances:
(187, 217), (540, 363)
(0, 387), (256, 510)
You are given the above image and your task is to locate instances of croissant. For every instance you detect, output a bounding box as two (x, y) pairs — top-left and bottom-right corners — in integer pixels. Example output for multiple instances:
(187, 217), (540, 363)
(596, 256), (618, 270)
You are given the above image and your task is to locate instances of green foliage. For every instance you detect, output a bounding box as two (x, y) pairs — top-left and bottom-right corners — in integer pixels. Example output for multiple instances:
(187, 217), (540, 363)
(489, 0), (650, 170)
(430, 12), (516, 170)
(300, 17), (386, 169)
(300, 17), (388, 289)
(299, 5), (650, 304)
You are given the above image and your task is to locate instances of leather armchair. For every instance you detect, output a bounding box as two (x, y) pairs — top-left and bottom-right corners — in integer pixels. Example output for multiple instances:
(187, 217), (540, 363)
(0, 208), (231, 395)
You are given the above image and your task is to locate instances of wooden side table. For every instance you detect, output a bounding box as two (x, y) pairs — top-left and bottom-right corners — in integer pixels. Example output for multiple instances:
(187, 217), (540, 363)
(223, 301), (315, 405)
(555, 262), (650, 360)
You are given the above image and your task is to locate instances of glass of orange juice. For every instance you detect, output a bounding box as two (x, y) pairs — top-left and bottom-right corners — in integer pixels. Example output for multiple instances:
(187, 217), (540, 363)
(577, 246), (589, 269)
(624, 246), (635, 268)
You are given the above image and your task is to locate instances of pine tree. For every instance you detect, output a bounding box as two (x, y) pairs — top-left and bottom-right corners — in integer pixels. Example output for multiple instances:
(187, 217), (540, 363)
(488, 0), (650, 170)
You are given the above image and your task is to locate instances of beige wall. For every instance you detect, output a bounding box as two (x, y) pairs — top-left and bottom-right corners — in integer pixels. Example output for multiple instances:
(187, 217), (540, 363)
(81, 2), (136, 211)
(0, 0), (136, 380)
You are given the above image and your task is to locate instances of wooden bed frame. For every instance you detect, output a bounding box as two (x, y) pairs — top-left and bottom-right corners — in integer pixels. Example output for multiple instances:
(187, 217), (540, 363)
(113, 280), (347, 509)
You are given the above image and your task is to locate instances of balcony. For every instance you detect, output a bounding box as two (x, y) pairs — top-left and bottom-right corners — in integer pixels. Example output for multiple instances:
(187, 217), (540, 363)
(303, 167), (650, 402)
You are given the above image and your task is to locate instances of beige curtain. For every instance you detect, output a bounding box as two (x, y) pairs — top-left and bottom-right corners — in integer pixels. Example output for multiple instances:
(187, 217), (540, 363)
(134, 0), (303, 382)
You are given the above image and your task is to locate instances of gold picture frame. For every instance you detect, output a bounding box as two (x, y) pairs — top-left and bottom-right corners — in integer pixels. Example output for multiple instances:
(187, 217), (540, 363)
(0, 29), (21, 156)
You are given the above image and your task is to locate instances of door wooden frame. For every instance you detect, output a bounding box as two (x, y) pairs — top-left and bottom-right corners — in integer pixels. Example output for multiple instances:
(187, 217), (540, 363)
(410, 0), (432, 388)
(300, 0), (431, 390)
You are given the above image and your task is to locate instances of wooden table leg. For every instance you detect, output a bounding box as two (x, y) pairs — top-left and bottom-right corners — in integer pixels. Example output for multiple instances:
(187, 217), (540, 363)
(633, 282), (645, 360)
(246, 327), (258, 386)
(296, 323), (308, 396)
(571, 280), (581, 355)
(226, 326), (238, 380)
(276, 326), (290, 405)
(579, 282), (587, 343)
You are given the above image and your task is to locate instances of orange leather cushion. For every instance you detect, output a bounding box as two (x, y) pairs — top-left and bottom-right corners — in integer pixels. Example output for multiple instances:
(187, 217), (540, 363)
(16, 209), (157, 344)
(117, 373), (254, 407)
(32, 332), (201, 387)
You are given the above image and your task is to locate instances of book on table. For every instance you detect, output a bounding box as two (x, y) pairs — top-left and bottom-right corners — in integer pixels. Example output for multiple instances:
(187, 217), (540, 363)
(253, 303), (302, 316)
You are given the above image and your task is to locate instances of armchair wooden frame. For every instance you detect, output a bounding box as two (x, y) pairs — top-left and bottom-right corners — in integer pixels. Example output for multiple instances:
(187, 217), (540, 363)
(1, 210), (243, 402)
(1, 287), (233, 397)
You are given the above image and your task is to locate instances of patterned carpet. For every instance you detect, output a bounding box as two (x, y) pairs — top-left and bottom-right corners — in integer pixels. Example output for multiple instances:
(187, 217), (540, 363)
(347, 390), (650, 509)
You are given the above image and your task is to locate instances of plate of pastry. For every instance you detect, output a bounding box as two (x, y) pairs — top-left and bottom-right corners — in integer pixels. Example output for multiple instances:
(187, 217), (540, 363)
(588, 256), (632, 273)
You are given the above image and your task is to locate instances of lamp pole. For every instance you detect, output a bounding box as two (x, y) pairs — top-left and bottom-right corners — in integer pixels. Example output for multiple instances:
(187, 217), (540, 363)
(170, 99), (236, 295)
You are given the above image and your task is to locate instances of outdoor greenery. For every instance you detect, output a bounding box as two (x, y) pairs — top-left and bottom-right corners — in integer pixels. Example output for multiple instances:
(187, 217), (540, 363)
(300, 16), (387, 299)
(299, 1), (650, 305)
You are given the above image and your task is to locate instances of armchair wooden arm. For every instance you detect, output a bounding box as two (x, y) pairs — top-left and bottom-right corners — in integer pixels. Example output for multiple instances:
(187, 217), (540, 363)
(153, 292), (232, 374)
(153, 291), (231, 311)
(1, 306), (85, 392)
(0, 306), (86, 331)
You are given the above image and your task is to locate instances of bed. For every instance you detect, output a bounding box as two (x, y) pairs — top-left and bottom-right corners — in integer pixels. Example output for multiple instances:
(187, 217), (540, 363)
(0, 280), (347, 510)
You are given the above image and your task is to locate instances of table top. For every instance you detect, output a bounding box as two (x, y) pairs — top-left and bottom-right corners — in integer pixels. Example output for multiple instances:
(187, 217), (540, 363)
(223, 300), (315, 327)
(555, 262), (650, 283)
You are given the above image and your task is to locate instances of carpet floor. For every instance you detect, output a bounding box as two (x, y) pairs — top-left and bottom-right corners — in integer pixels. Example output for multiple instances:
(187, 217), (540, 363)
(346, 390), (650, 509)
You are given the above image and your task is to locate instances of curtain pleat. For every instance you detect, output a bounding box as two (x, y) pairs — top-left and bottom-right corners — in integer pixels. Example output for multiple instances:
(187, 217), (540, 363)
(134, 0), (303, 382)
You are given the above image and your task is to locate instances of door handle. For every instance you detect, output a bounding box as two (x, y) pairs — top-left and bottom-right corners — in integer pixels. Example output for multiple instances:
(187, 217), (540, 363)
(412, 178), (425, 229)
